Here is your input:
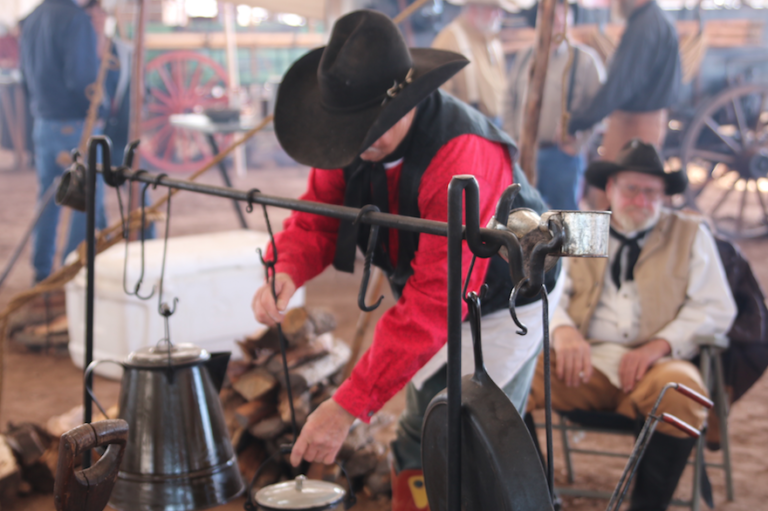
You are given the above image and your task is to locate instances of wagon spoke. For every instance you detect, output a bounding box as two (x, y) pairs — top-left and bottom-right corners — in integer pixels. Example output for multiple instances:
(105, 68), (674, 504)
(156, 65), (178, 97)
(755, 180), (768, 226)
(704, 116), (742, 153)
(150, 88), (175, 108)
(172, 57), (185, 97)
(162, 128), (178, 162)
(689, 149), (736, 166)
(188, 63), (203, 96)
(732, 98), (749, 146)
(709, 180), (736, 218)
(736, 181), (749, 235)
(756, 92), (768, 133)
(142, 115), (168, 131)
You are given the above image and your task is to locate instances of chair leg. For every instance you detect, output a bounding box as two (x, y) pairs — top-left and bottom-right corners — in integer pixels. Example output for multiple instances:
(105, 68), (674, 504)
(691, 434), (704, 511)
(560, 417), (575, 484)
(713, 353), (735, 502)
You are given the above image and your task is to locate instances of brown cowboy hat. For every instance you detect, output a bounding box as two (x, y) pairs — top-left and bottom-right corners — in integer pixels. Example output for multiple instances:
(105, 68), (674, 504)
(584, 139), (688, 195)
(274, 10), (469, 169)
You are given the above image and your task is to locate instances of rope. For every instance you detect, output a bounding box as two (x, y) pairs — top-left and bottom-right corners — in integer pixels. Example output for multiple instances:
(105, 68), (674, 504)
(0, 114), (274, 415)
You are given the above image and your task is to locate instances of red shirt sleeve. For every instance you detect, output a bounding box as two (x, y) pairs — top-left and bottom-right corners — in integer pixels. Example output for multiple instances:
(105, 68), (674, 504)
(269, 168), (345, 288)
(333, 135), (514, 421)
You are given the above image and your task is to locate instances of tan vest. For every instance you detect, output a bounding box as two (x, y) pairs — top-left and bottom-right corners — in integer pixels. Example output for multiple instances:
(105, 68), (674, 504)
(567, 209), (701, 344)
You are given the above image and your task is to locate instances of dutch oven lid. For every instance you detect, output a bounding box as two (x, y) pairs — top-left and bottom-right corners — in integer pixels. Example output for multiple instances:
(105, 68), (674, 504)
(126, 343), (210, 368)
(254, 475), (345, 510)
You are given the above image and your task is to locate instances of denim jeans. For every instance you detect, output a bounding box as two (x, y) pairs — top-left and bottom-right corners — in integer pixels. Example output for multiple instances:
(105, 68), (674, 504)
(390, 341), (543, 472)
(32, 118), (106, 282)
(536, 146), (585, 211)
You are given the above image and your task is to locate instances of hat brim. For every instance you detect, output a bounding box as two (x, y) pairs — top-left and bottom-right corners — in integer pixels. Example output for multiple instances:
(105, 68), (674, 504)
(584, 161), (688, 196)
(274, 47), (468, 169)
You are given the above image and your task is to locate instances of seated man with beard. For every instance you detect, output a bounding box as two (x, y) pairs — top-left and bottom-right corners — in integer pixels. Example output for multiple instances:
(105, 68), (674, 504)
(526, 139), (737, 511)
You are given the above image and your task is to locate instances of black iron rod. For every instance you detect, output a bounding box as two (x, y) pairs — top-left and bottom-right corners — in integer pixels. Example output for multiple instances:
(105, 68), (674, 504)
(447, 176), (479, 511)
(117, 167), (518, 247)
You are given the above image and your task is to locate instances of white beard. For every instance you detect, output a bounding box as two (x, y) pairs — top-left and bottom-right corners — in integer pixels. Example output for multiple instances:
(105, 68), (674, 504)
(612, 206), (661, 234)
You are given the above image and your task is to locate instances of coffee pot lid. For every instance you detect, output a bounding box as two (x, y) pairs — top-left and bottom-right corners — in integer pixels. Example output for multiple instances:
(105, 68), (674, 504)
(254, 475), (345, 510)
(126, 342), (210, 368)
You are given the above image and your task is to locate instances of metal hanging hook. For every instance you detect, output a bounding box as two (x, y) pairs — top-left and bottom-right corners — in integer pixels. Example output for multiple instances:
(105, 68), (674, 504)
(353, 205), (385, 312)
(508, 278), (532, 336)
(245, 188), (261, 214)
(118, 170), (155, 300)
(156, 182), (178, 324)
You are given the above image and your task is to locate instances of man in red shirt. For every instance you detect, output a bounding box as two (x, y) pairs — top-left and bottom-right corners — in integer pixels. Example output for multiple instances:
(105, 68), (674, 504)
(252, 10), (556, 510)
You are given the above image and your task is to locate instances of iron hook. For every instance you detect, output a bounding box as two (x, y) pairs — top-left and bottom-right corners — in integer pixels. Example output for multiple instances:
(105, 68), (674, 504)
(119, 179), (156, 300)
(508, 278), (532, 335)
(245, 188), (261, 213)
(151, 173), (168, 190)
(354, 205), (385, 312)
(123, 140), (141, 168)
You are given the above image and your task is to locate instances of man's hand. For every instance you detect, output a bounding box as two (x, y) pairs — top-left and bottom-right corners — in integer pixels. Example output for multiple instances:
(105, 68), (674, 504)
(252, 273), (296, 326)
(552, 326), (592, 387)
(290, 399), (356, 467)
(618, 338), (671, 393)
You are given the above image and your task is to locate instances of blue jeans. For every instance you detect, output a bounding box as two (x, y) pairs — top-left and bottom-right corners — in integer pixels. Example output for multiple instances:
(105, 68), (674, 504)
(536, 146), (585, 211)
(32, 118), (107, 282)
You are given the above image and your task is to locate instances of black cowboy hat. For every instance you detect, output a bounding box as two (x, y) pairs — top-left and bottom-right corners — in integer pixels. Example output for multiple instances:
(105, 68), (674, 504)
(274, 10), (469, 169)
(584, 139), (688, 195)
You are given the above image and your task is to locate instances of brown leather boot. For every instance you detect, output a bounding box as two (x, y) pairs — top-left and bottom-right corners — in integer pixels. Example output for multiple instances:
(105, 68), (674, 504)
(391, 467), (430, 511)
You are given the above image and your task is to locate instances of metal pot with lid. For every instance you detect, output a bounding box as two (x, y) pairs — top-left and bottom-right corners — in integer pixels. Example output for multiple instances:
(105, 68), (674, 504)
(86, 341), (244, 511)
(245, 446), (355, 511)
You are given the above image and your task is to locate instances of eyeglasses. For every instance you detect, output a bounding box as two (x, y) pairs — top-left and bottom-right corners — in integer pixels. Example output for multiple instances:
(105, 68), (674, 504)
(613, 181), (664, 201)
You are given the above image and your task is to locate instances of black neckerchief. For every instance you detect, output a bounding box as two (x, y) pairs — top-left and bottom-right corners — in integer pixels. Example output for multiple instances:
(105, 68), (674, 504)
(332, 120), (416, 274)
(610, 225), (652, 289)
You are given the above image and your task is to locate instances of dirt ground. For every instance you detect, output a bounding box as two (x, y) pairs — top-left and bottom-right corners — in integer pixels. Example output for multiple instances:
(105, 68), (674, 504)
(0, 157), (767, 511)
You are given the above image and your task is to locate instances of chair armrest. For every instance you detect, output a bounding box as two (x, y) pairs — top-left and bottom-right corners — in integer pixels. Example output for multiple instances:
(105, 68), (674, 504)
(693, 333), (729, 349)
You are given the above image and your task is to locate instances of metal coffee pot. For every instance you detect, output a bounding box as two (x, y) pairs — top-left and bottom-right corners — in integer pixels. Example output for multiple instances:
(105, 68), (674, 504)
(86, 343), (244, 511)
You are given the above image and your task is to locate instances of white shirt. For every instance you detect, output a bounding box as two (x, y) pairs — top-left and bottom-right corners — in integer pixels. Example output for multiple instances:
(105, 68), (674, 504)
(412, 270), (566, 390)
(551, 222), (737, 388)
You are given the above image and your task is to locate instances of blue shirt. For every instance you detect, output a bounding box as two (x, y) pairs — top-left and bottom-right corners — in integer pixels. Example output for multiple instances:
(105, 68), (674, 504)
(20, 0), (99, 120)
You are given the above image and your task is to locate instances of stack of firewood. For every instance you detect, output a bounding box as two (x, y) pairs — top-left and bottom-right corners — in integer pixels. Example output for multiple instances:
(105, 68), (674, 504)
(222, 306), (394, 499)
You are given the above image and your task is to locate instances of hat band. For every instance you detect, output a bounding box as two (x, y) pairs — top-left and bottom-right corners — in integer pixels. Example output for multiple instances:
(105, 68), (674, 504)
(320, 68), (414, 113)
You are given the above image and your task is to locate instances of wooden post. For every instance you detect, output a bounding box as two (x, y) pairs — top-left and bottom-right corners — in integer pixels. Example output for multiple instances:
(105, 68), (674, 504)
(223, 2), (247, 177)
(517, 0), (558, 186)
(128, 0), (147, 238)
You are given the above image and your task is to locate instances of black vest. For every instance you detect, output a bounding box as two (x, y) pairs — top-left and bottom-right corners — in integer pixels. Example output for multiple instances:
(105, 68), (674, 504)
(332, 90), (556, 314)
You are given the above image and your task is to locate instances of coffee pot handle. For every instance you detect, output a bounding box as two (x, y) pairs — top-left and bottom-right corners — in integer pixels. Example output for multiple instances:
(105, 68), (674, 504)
(54, 419), (129, 511)
(84, 360), (124, 419)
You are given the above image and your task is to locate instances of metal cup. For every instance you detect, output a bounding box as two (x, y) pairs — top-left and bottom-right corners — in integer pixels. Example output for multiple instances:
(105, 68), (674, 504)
(541, 210), (611, 258)
(55, 162), (87, 212)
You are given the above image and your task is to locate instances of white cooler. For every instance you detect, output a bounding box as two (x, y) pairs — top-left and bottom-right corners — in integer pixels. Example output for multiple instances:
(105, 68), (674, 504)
(66, 230), (305, 379)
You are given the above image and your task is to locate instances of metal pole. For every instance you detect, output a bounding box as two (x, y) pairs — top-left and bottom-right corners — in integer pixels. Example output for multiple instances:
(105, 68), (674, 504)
(82, 142), (99, 469)
(446, 175), (478, 511)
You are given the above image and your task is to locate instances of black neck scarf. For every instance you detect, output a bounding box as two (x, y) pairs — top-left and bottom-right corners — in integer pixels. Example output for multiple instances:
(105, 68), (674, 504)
(333, 123), (416, 274)
(610, 226), (652, 289)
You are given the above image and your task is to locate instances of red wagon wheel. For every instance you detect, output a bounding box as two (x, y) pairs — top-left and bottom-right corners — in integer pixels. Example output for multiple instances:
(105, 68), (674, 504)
(140, 50), (230, 173)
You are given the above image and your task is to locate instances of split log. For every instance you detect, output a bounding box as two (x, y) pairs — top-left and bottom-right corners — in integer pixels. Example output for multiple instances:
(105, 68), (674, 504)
(235, 400), (276, 429)
(248, 415), (286, 441)
(226, 360), (254, 383)
(307, 309), (337, 336)
(0, 435), (21, 502)
(290, 339), (351, 389)
(237, 441), (266, 485)
(278, 390), (310, 428)
(232, 368), (277, 402)
(265, 338), (329, 374)
(365, 456), (392, 497)
(5, 423), (49, 468)
(274, 372), (309, 395)
(344, 443), (382, 478)
(280, 308), (314, 348)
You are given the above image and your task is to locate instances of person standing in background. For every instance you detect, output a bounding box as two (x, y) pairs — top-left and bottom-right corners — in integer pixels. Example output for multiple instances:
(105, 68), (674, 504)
(431, 0), (513, 125)
(505, 0), (605, 210)
(19, 0), (105, 283)
(567, 0), (681, 208)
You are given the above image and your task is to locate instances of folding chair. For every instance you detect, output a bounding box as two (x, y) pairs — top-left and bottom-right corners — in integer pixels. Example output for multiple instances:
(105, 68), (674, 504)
(529, 334), (734, 510)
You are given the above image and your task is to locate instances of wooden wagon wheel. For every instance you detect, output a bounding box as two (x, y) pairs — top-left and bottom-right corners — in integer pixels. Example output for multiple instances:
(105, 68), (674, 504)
(140, 50), (230, 173)
(681, 83), (768, 238)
